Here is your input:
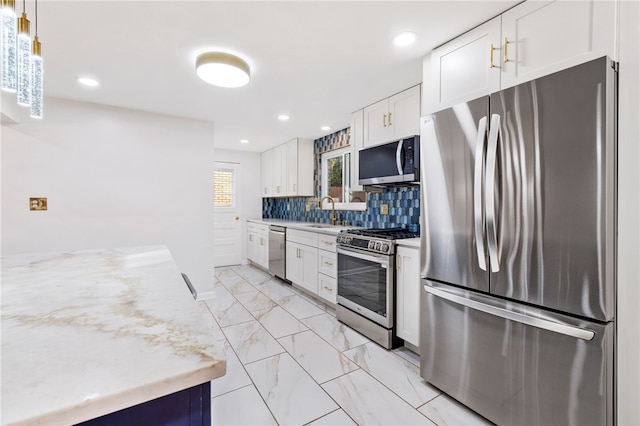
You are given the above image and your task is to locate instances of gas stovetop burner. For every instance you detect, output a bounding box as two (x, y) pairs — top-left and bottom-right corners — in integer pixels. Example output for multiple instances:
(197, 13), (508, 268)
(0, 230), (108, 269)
(337, 227), (420, 255)
(344, 227), (420, 240)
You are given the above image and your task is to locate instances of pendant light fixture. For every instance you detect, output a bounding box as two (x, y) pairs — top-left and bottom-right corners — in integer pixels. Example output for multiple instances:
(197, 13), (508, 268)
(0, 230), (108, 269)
(1, 0), (17, 92)
(29, 0), (41, 118)
(196, 51), (250, 88)
(16, 0), (29, 105)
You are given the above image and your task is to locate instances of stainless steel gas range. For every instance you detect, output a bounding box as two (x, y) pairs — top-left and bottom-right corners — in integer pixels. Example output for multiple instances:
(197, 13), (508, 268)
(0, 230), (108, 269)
(336, 228), (419, 349)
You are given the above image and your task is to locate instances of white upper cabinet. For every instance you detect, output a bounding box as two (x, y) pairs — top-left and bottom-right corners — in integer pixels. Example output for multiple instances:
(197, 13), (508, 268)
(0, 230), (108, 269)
(350, 109), (364, 193)
(423, 17), (501, 114)
(286, 138), (314, 197)
(363, 85), (421, 147)
(261, 138), (313, 198)
(423, 0), (616, 114)
(261, 149), (273, 197)
(500, 0), (616, 89)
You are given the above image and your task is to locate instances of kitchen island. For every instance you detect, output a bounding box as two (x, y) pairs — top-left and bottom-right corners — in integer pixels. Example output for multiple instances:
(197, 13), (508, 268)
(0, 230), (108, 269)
(1, 245), (225, 426)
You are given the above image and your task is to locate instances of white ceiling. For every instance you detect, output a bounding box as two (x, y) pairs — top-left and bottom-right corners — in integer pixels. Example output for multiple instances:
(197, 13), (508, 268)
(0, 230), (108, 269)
(36, 1), (518, 152)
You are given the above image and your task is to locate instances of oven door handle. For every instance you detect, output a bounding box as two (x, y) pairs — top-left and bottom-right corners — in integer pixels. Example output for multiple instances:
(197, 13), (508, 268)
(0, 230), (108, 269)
(337, 246), (390, 266)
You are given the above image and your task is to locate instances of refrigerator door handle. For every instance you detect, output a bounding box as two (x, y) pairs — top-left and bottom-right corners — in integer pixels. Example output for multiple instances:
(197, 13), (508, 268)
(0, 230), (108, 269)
(474, 116), (488, 271)
(423, 284), (595, 341)
(395, 139), (404, 174)
(485, 113), (501, 272)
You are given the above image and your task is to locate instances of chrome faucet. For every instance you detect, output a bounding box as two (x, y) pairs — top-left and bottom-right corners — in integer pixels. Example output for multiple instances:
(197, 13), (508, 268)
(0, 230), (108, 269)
(319, 196), (337, 225)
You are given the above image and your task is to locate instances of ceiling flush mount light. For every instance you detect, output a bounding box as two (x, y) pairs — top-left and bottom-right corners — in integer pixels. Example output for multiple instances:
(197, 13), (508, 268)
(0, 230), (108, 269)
(196, 51), (250, 88)
(240, 139), (249, 144)
(278, 114), (289, 121)
(321, 126), (331, 131)
(76, 76), (99, 87)
(393, 31), (416, 47)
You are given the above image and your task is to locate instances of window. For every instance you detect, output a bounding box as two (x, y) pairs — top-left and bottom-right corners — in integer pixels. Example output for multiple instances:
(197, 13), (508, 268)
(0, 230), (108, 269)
(213, 168), (235, 208)
(320, 147), (366, 210)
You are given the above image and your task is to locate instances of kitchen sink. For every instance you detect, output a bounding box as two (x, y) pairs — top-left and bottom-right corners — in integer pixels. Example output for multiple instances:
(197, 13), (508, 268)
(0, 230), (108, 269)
(302, 224), (334, 228)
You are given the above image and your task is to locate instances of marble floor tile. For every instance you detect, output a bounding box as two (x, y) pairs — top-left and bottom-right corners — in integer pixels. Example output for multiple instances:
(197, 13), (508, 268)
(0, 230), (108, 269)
(278, 330), (359, 384)
(274, 294), (326, 319)
(245, 353), (338, 425)
(196, 301), (225, 341)
(222, 320), (284, 364)
(254, 305), (308, 338)
(254, 279), (297, 300)
(204, 286), (254, 327)
(209, 340), (252, 397)
(235, 289), (278, 314)
(218, 273), (256, 295)
(214, 266), (236, 280)
(343, 342), (440, 408)
(322, 369), (435, 426)
(302, 313), (370, 352)
(210, 385), (277, 426)
(393, 346), (421, 368)
(231, 264), (271, 285)
(308, 409), (357, 425)
(418, 394), (492, 426)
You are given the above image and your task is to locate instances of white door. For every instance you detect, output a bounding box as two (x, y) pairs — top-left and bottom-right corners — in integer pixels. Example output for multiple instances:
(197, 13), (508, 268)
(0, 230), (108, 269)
(213, 162), (242, 267)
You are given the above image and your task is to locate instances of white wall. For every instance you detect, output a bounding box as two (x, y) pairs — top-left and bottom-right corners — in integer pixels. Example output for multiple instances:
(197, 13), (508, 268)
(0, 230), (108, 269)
(616, 1), (640, 424)
(214, 148), (263, 262)
(1, 97), (216, 289)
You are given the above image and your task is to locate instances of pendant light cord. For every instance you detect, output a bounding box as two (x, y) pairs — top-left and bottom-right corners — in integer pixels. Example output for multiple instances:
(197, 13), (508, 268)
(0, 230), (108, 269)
(34, 0), (37, 35)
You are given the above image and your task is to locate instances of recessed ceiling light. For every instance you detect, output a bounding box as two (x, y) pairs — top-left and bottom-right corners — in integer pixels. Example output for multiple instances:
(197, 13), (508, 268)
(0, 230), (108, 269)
(240, 139), (249, 144)
(321, 126), (331, 131)
(393, 31), (416, 47)
(195, 51), (250, 88)
(76, 76), (100, 87)
(278, 115), (290, 121)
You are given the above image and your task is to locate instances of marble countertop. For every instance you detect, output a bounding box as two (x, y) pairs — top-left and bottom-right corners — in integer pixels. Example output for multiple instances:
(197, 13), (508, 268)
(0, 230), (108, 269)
(396, 237), (421, 248)
(1, 245), (225, 426)
(247, 218), (358, 235)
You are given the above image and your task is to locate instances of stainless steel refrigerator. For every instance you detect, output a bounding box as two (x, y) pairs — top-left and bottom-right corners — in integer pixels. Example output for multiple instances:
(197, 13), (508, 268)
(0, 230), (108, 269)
(419, 56), (616, 426)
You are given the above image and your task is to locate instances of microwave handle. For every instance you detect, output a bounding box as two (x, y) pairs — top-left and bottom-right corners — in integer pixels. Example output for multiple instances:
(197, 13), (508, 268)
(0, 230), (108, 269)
(395, 140), (404, 174)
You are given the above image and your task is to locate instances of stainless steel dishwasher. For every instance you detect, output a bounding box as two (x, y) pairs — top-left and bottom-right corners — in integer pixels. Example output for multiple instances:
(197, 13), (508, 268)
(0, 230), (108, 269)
(268, 225), (286, 280)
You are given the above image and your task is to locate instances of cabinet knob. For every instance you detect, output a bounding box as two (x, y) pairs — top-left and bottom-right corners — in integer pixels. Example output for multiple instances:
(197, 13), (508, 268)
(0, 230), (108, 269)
(235, 216), (240, 221)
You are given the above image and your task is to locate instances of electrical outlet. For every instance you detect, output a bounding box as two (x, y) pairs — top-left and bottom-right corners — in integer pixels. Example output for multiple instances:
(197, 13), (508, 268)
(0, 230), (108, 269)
(30, 197), (47, 211)
(287, 202), (291, 211)
(305, 202), (311, 212)
(380, 204), (389, 215)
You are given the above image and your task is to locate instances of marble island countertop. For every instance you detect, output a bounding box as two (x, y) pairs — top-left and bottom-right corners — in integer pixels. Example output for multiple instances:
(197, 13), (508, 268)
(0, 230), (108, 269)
(1, 245), (225, 426)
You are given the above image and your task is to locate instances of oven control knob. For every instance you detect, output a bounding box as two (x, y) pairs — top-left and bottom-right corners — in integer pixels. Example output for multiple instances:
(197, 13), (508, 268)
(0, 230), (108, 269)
(381, 243), (390, 253)
(338, 236), (344, 244)
(368, 241), (375, 250)
(375, 242), (382, 251)
(346, 237), (352, 244)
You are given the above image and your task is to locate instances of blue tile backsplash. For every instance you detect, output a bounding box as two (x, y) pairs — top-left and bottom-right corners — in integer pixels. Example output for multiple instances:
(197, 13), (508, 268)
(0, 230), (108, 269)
(262, 127), (420, 232)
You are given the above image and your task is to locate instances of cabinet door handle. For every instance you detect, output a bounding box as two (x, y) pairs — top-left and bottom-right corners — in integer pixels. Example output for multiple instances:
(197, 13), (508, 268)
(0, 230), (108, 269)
(322, 240), (333, 246)
(264, 187), (268, 194)
(260, 238), (264, 246)
(388, 112), (392, 126)
(503, 38), (510, 63)
(323, 285), (332, 292)
(277, 185), (281, 193)
(396, 255), (401, 270)
(383, 114), (387, 127)
(293, 183), (297, 192)
(324, 261), (334, 266)
(489, 43), (496, 68)
(249, 235), (253, 242)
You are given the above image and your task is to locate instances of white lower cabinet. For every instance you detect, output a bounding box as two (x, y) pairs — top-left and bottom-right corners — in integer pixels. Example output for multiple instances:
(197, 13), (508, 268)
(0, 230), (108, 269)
(247, 222), (269, 270)
(395, 245), (420, 347)
(286, 229), (338, 304)
(286, 230), (319, 294)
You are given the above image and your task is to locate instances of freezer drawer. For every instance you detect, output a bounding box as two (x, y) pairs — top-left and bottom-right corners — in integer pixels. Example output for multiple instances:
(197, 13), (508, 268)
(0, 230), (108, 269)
(420, 280), (614, 426)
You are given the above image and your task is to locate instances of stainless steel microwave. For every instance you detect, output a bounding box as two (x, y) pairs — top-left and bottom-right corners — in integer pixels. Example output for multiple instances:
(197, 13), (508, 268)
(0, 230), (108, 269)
(358, 136), (420, 185)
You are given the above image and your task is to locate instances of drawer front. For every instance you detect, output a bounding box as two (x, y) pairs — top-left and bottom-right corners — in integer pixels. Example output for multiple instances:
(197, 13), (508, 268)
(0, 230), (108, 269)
(318, 273), (337, 304)
(287, 229), (318, 247)
(318, 250), (337, 278)
(318, 234), (338, 252)
(248, 222), (269, 236)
